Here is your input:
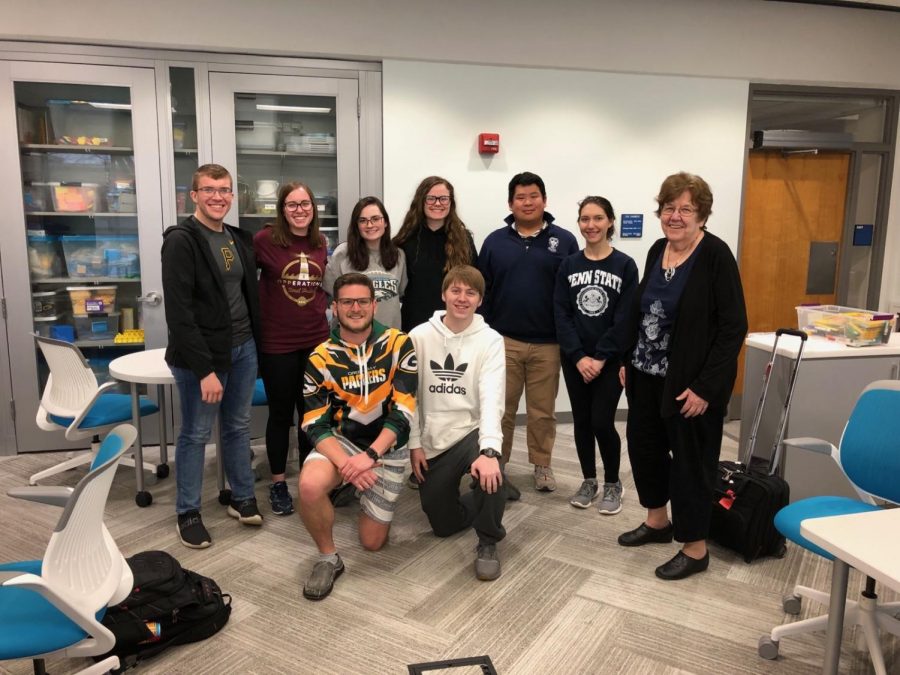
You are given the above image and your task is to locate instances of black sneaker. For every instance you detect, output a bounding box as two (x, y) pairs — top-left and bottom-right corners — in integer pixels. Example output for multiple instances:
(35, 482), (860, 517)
(269, 480), (295, 516)
(177, 510), (211, 549)
(227, 497), (263, 525)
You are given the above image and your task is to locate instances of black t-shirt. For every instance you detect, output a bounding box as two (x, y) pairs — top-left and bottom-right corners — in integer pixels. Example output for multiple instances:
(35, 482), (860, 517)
(196, 224), (252, 346)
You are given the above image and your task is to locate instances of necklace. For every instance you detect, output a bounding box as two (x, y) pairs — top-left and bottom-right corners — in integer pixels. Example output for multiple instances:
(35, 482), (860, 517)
(663, 233), (702, 282)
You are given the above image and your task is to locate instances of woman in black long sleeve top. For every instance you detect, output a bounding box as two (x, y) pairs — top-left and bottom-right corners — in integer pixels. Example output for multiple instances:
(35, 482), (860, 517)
(617, 172), (748, 581)
(394, 176), (477, 333)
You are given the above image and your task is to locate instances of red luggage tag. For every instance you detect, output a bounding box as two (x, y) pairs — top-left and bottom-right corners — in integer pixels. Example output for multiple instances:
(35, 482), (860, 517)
(718, 488), (736, 510)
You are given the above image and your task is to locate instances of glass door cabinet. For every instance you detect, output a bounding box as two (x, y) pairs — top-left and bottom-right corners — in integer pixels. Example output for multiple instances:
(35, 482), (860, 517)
(0, 61), (165, 452)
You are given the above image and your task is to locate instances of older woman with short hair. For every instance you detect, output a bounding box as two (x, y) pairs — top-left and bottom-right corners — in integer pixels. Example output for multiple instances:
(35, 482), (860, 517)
(618, 172), (747, 580)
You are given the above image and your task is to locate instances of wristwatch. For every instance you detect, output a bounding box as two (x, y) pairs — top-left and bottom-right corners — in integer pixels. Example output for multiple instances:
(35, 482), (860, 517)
(480, 448), (501, 459)
(364, 446), (380, 462)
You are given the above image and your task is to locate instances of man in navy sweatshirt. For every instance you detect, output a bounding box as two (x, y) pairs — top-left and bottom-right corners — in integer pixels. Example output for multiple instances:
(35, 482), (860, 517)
(477, 172), (578, 493)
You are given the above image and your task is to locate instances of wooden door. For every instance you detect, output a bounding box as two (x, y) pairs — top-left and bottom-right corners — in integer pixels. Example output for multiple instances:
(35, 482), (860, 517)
(736, 151), (850, 393)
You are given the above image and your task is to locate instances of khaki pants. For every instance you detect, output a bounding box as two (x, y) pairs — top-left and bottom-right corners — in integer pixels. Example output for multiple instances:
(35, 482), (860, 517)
(501, 337), (560, 467)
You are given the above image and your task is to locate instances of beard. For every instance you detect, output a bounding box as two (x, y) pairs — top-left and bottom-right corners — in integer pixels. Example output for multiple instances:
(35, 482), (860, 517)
(338, 314), (373, 335)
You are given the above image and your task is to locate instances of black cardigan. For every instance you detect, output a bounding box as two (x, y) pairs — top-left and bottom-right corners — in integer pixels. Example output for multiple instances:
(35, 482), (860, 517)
(161, 217), (261, 379)
(624, 232), (748, 417)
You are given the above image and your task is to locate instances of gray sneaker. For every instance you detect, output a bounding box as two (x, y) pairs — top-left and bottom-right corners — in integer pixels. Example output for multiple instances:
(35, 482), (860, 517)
(597, 481), (624, 515)
(533, 465), (557, 492)
(569, 479), (600, 509)
(303, 555), (345, 601)
(475, 543), (501, 581)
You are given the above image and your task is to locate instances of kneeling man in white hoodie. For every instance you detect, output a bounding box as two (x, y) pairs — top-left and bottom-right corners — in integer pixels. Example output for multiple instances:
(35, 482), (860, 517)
(409, 265), (508, 580)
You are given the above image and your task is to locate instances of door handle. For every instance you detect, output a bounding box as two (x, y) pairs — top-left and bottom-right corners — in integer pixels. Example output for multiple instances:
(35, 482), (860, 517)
(137, 291), (162, 307)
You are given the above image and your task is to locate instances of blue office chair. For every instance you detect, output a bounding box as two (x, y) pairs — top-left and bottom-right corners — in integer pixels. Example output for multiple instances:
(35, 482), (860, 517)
(31, 336), (159, 503)
(758, 380), (900, 674)
(0, 424), (137, 675)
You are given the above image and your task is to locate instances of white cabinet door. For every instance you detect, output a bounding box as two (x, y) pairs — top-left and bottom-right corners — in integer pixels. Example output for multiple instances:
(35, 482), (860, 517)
(0, 61), (165, 452)
(208, 72), (360, 251)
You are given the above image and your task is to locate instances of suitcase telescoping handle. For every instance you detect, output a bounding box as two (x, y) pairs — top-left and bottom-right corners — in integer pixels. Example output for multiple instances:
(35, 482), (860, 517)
(775, 328), (808, 341)
(744, 328), (808, 475)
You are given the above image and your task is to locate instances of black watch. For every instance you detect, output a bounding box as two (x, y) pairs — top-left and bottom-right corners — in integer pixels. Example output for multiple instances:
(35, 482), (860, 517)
(365, 446), (380, 462)
(480, 448), (501, 459)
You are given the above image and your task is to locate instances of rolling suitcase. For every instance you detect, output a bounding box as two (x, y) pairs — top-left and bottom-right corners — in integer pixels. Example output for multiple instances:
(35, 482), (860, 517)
(709, 328), (807, 563)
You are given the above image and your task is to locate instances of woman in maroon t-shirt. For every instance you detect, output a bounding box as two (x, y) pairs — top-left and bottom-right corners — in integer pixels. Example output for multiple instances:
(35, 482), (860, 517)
(254, 180), (329, 516)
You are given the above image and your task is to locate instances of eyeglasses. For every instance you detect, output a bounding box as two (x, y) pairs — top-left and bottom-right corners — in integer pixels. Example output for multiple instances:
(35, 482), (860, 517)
(424, 195), (451, 205)
(285, 200), (313, 211)
(335, 297), (373, 308)
(196, 187), (233, 196)
(357, 215), (385, 227)
(661, 205), (697, 218)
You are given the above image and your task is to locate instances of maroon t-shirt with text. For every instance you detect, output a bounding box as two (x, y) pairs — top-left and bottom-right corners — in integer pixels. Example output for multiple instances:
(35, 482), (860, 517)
(254, 226), (329, 354)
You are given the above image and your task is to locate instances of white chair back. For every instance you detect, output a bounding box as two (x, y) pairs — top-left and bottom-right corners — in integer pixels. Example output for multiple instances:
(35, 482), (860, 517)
(41, 424), (136, 619)
(34, 335), (100, 419)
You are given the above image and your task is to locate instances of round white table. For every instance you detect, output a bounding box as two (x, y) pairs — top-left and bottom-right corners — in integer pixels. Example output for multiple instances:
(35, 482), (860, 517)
(108, 348), (173, 506)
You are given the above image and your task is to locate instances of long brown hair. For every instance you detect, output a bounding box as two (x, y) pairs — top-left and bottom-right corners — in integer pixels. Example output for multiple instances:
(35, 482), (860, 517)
(269, 181), (325, 249)
(393, 176), (473, 273)
(347, 196), (400, 271)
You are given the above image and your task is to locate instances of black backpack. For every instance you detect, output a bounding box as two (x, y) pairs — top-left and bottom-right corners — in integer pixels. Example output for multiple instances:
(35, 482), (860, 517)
(97, 550), (232, 671)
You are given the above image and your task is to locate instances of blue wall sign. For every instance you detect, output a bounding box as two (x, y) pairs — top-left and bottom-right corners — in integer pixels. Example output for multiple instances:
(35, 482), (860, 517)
(620, 214), (643, 239)
(853, 224), (873, 246)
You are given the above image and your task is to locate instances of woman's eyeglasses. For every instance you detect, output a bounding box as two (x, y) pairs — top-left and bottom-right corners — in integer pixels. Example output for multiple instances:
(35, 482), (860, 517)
(285, 200), (313, 211)
(661, 205), (697, 217)
(424, 195), (450, 205)
(357, 215), (385, 226)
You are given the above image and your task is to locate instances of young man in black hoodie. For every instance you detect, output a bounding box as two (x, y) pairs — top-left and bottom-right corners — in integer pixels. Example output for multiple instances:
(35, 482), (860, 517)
(162, 163), (262, 549)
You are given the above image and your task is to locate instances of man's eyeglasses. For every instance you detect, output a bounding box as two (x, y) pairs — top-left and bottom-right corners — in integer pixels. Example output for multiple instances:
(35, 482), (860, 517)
(661, 205), (697, 217)
(196, 187), (233, 196)
(357, 215), (385, 227)
(425, 195), (450, 205)
(285, 200), (313, 211)
(335, 297), (373, 308)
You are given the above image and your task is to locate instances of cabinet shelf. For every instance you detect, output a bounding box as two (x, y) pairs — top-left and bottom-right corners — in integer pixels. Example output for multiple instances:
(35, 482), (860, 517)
(73, 340), (144, 348)
(236, 148), (336, 159)
(32, 277), (141, 285)
(174, 148), (198, 155)
(20, 144), (134, 154)
(26, 211), (137, 218)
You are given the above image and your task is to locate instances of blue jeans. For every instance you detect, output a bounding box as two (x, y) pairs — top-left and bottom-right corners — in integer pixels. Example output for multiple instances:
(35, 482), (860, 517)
(172, 338), (258, 514)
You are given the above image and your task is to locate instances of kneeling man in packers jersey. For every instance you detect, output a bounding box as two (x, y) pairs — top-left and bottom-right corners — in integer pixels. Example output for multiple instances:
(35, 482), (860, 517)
(409, 265), (508, 580)
(299, 272), (417, 600)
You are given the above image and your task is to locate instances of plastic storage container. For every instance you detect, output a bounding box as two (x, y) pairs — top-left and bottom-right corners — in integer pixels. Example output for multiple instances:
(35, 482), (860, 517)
(67, 285), (117, 315)
(796, 304), (896, 347)
(32, 291), (61, 317)
(73, 313), (120, 340)
(34, 315), (59, 337)
(26, 233), (66, 278)
(47, 182), (100, 212)
(61, 235), (140, 279)
(23, 183), (49, 212)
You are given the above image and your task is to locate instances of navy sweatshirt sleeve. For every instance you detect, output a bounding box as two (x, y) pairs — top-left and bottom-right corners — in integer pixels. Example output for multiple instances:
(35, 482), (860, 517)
(555, 254), (587, 362)
(595, 254), (639, 361)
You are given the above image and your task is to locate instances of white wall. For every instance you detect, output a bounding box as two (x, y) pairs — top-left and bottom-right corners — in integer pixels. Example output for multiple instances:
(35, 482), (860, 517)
(383, 60), (749, 414)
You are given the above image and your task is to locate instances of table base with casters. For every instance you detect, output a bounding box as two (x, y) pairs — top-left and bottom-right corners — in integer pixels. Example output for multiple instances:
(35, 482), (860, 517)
(108, 348), (172, 506)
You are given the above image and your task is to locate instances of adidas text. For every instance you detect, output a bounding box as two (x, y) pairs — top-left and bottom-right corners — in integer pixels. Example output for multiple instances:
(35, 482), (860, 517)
(428, 382), (467, 395)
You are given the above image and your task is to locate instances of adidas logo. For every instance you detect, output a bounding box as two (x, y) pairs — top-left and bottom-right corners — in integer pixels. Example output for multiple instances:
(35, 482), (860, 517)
(428, 354), (468, 395)
(430, 354), (467, 382)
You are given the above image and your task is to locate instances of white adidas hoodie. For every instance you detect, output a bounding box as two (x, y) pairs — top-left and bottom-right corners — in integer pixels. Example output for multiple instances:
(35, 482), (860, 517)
(408, 311), (505, 459)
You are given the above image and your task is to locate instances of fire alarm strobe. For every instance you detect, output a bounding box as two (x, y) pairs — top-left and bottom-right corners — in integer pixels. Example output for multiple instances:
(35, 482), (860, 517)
(478, 133), (500, 154)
